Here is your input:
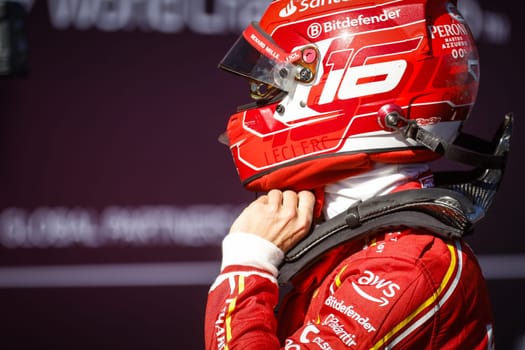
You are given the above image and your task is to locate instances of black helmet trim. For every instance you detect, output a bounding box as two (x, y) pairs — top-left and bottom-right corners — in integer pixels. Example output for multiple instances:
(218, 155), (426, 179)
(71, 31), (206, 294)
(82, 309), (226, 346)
(382, 111), (513, 170)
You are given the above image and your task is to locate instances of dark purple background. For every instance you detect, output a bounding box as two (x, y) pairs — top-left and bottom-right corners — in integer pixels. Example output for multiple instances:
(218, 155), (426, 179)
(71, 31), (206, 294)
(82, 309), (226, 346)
(1, 1), (524, 349)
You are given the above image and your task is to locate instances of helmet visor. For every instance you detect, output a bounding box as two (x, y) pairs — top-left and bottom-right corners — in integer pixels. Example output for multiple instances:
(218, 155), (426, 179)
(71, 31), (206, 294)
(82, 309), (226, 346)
(218, 22), (300, 92)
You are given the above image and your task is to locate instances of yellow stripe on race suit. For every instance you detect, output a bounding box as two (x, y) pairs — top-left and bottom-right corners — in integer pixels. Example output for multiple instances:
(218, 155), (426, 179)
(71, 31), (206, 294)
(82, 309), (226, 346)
(225, 297), (236, 342)
(225, 275), (245, 343)
(335, 265), (348, 289)
(371, 242), (460, 349)
(238, 275), (245, 294)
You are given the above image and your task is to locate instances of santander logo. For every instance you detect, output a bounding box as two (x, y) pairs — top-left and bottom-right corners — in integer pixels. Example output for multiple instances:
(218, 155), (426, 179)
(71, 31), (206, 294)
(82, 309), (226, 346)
(279, 0), (298, 18)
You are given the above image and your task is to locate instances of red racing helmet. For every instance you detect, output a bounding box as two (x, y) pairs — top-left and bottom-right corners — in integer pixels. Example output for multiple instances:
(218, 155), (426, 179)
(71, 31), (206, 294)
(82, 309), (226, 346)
(218, 0), (480, 192)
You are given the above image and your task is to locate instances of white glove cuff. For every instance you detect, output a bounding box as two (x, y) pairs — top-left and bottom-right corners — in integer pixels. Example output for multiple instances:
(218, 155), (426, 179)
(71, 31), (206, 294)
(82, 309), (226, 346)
(221, 232), (284, 277)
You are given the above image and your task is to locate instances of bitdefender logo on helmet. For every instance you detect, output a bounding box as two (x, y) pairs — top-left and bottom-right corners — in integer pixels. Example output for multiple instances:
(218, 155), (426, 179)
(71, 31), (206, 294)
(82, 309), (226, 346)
(308, 9), (402, 38)
(325, 9), (401, 31)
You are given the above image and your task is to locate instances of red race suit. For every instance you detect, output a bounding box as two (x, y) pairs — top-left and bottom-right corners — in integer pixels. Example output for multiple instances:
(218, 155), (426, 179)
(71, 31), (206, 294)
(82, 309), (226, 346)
(205, 194), (495, 349)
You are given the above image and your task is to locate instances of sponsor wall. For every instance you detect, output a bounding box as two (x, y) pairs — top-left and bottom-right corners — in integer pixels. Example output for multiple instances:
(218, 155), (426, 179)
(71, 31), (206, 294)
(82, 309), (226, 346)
(0, 0), (523, 349)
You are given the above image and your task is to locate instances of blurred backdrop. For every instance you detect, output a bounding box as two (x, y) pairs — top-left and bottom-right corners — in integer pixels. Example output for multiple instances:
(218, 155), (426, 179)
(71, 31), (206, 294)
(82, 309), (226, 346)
(0, 0), (523, 349)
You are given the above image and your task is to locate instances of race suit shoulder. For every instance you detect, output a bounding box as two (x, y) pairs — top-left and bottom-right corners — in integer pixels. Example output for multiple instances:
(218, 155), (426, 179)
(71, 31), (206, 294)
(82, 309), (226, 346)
(205, 230), (495, 349)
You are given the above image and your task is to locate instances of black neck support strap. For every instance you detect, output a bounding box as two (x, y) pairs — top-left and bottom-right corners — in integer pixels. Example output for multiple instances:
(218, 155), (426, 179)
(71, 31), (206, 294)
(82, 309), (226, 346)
(279, 187), (479, 284)
(278, 113), (513, 285)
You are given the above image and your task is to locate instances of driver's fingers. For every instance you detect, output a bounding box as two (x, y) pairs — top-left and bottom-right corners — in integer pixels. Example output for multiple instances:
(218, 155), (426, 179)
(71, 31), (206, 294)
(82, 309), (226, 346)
(297, 190), (315, 218)
(282, 190), (299, 210)
(267, 189), (284, 209)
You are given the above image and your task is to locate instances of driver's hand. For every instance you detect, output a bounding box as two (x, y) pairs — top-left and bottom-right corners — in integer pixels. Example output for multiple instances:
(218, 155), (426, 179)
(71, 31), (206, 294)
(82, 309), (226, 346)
(229, 189), (315, 252)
